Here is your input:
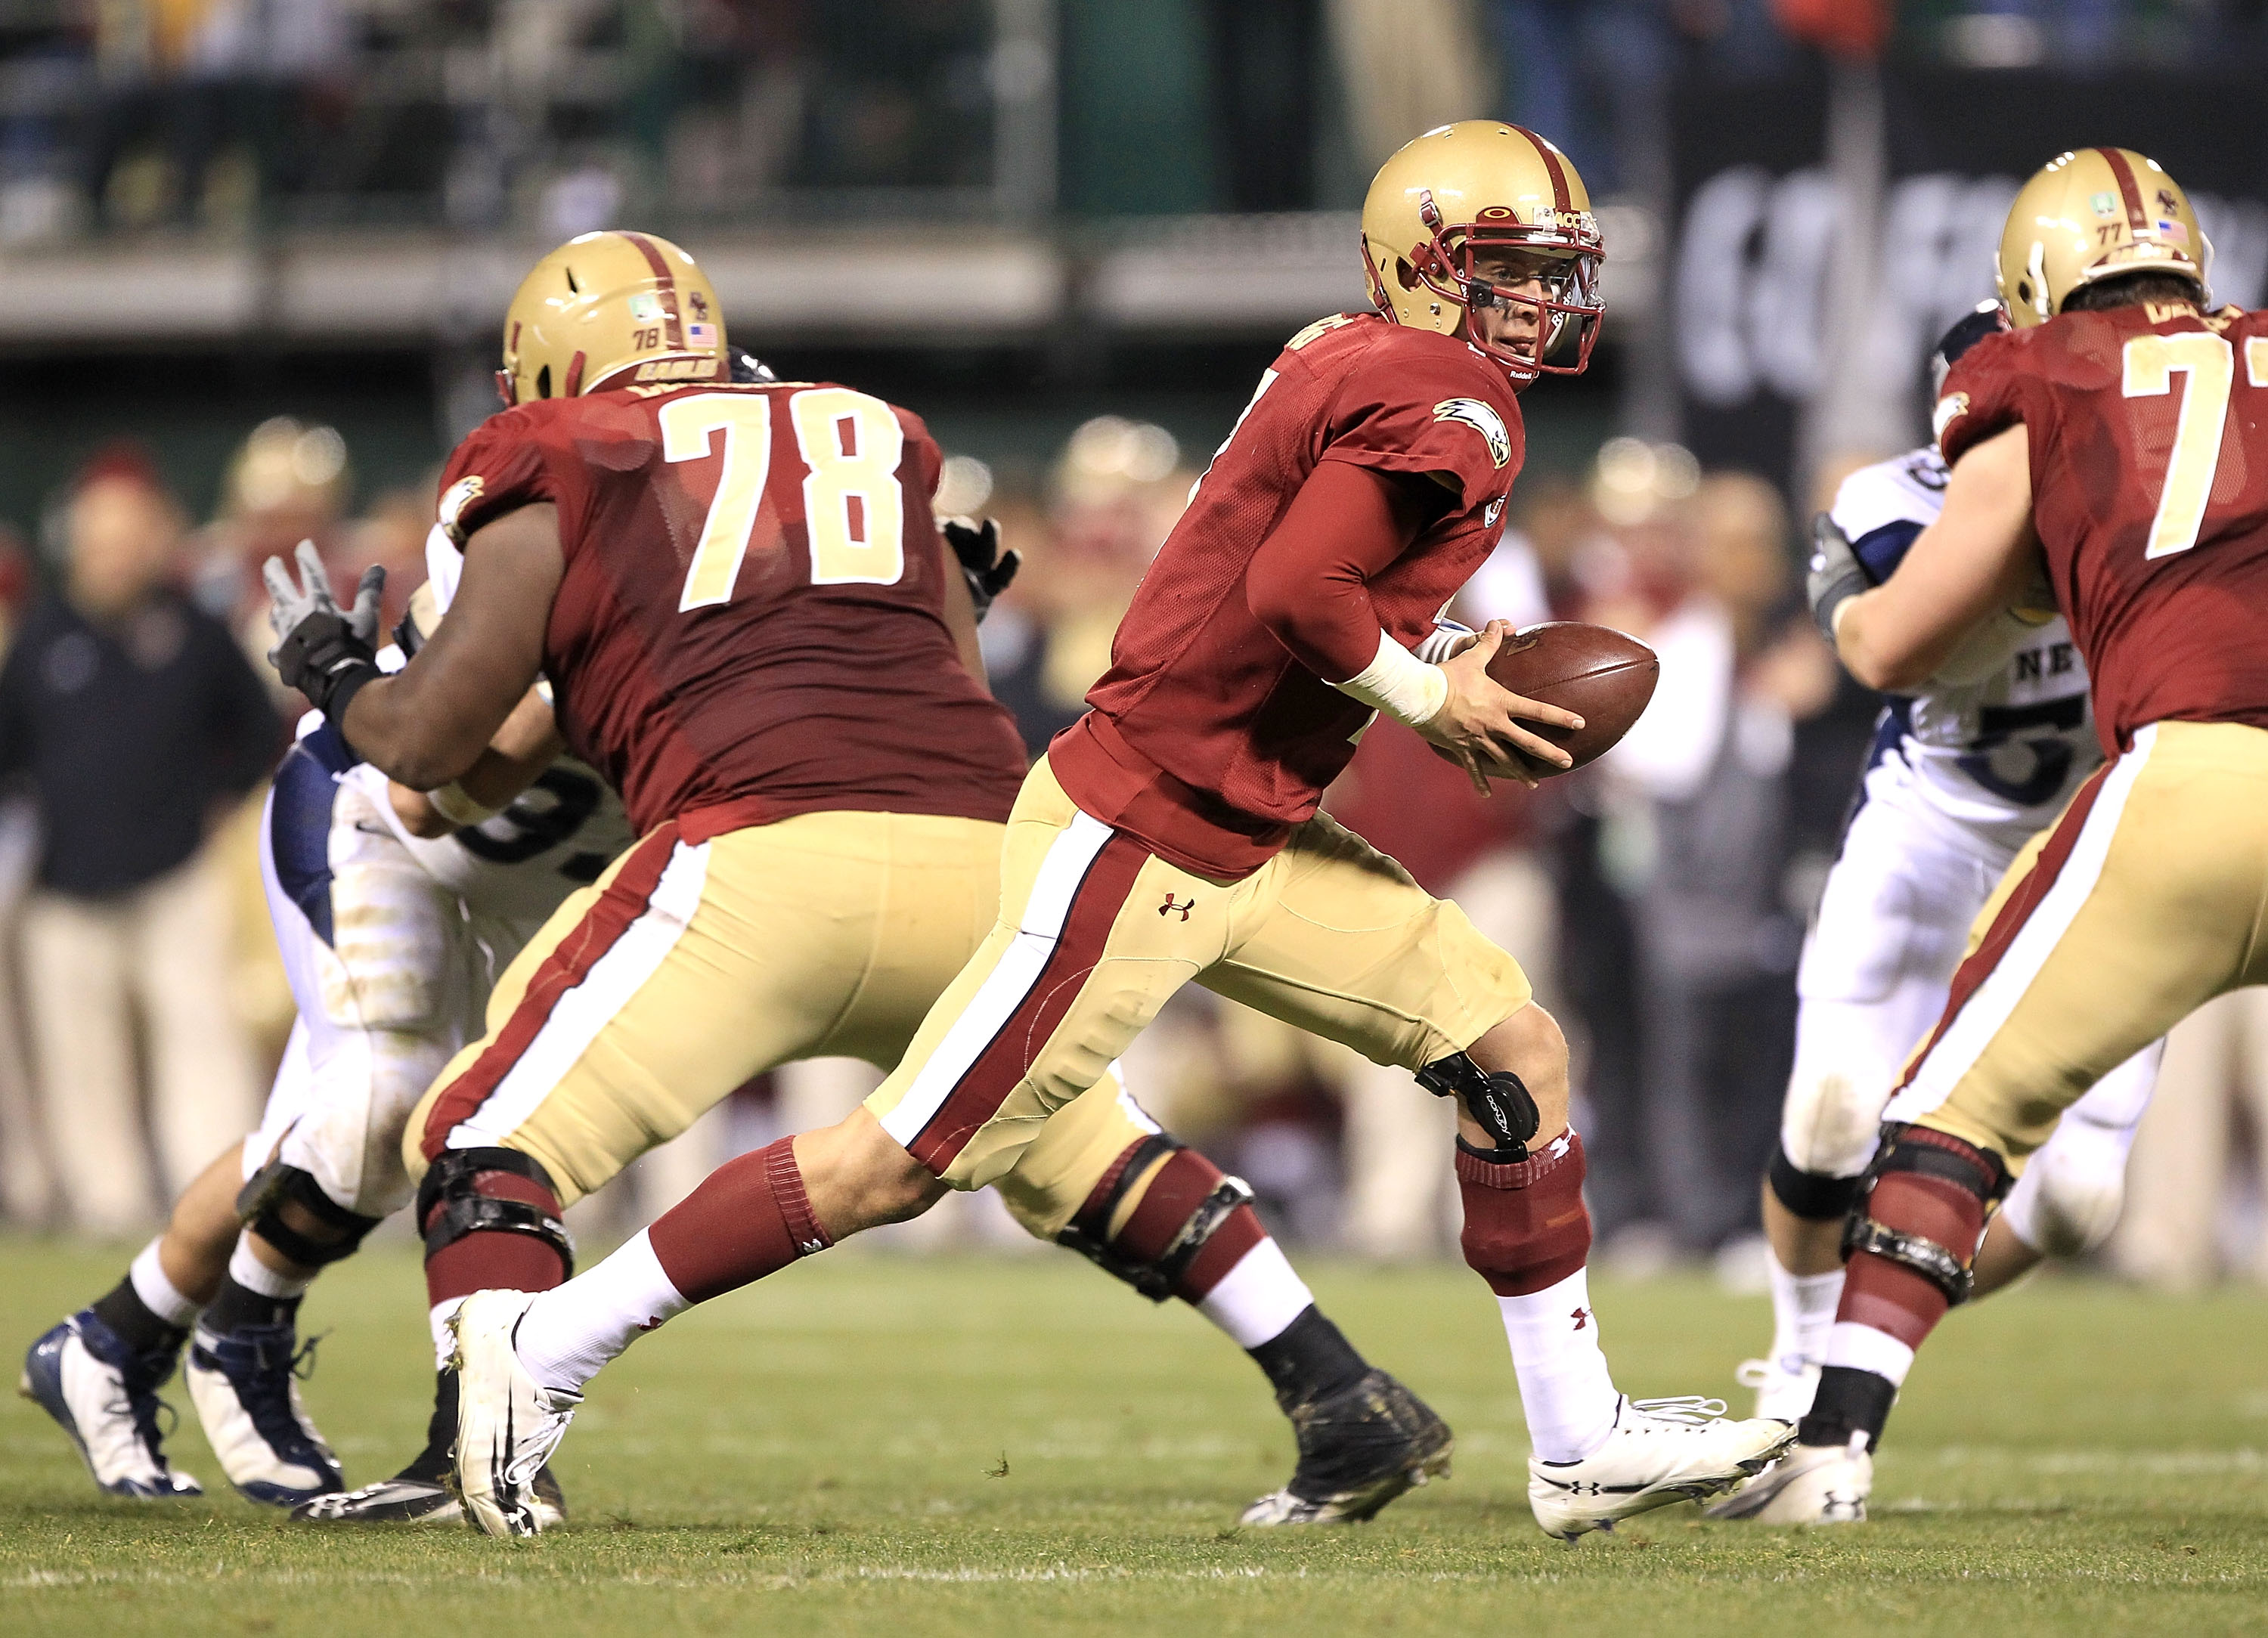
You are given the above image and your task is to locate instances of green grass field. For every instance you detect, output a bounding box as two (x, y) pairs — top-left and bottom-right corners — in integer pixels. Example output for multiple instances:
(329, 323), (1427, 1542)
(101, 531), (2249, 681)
(2, 1236), (2263, 1636)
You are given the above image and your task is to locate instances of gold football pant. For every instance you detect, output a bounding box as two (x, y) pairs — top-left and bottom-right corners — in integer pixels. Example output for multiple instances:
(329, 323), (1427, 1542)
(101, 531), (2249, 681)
(1885, 721), (2268, 1166)
(866, 757), (1534, 1190)
(402, 808), (1156, 1237)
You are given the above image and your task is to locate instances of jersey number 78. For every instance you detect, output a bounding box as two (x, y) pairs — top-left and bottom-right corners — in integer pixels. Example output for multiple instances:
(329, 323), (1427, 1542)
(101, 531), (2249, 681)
(2122, 333), (2268, 560)
(658, 389), (908, 609)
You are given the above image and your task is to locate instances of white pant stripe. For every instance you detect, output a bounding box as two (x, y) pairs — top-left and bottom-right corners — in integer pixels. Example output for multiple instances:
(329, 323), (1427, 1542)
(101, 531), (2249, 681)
(445, 839), (711, 1150)
(1887, 724), (2158, 1126)
(878, 810), (1115, 1147)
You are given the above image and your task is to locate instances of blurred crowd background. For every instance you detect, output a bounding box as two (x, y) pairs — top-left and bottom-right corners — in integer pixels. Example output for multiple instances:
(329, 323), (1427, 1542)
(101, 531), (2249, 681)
(0, 0), (2264, 1290)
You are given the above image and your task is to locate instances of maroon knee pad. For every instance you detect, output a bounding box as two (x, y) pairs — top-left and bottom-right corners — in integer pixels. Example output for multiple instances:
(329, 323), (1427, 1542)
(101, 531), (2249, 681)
(1457, 1131), (1591, 1297)
(647, 1138), (832, 1305)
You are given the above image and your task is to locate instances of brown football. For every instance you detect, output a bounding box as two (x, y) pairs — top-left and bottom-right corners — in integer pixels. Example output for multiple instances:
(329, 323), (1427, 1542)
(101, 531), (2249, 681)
(1483, 621), (1659, 776)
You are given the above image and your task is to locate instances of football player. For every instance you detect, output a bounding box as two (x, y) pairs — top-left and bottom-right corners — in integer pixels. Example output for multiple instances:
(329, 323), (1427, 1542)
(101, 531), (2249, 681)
(1730, 147), (2268, 1522)
(262, 231), (1443, 1531)
(1730, 310), (2162, 1435)
(440, 125), (1793, 1542)
(22, 581), (636, 1510)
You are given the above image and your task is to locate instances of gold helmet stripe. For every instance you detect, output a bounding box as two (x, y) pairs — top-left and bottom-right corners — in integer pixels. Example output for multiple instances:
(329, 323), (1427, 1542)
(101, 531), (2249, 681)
(2094, 147), (2149, 234)
(1517, 126), (1572, 212)
(615, 230), (684, 350)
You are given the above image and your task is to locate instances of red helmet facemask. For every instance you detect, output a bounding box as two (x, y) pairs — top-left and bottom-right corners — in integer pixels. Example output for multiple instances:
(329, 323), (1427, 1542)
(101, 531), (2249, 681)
(1403, 190), (1604, 382)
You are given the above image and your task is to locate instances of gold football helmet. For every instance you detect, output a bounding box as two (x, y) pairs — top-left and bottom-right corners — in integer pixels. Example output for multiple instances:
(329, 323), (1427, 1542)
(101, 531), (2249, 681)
(1996, 147), (2208, 328)
(1360, 121), (1604, 380)
(497, 231), (728, 406)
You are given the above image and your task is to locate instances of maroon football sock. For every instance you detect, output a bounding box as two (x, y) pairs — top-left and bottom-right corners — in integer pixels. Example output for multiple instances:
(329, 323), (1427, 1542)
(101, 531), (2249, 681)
(1837, 1166), (1988, 1351)
(1086, 1144), (1266, 1303)
(646, 1138), (832, 1305)
(423, 1169), (569, 1307)
(1457, 1131), (1592, 1296)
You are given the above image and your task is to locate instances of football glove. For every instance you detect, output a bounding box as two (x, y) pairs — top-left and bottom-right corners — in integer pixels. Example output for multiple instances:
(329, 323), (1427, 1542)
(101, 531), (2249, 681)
(265, 539), (386, 726)
(1807, 511), (1868, 648)
(940, 516), (1021, 623)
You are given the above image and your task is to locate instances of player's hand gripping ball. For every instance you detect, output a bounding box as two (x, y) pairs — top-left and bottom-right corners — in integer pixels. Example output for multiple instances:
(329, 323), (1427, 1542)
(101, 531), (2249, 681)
(1479, 621), (1659, 776)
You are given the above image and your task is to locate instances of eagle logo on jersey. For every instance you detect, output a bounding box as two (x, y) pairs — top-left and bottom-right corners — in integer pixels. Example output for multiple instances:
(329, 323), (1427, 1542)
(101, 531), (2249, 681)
(1433, 398), (1511, 469)
(1932, 392), (1970, 443)
(437, 475), (486, 544)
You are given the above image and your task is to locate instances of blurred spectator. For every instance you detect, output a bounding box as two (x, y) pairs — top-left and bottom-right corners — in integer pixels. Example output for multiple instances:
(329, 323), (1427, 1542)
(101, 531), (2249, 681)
(982, 416), (1186, 759)
(2113, 990), (2268, 1291)
(0, 447), (280, 1234)
(193, 415), (352, 692)
(1596, 465), (1834, 1259)
(81, 0), (348, 230)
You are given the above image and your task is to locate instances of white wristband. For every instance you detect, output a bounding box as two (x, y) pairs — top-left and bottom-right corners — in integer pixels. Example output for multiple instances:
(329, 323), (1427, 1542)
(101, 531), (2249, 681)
(428, 781), (503, 828)
(1331, 631), (1449, 727)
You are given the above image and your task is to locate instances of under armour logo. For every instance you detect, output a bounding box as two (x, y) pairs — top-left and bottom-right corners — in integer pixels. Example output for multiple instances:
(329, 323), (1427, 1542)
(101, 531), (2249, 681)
(1571, 1307), (1590, 1330)
(689, 290), (711, 320)
(1159, 893), (1195, 921)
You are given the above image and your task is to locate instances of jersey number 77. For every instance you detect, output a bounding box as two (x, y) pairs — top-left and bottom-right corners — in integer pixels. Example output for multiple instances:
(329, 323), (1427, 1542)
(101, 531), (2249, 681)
(658, 389), (909, 609)
(2124, 333), (2268, 560)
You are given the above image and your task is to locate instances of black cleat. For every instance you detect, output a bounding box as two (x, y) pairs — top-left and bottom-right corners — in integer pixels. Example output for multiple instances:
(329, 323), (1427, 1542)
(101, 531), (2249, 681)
(1239, 1367), (1453, 1524)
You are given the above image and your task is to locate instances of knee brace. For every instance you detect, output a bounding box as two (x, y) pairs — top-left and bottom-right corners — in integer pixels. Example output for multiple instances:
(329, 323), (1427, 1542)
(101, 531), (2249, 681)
(1418, 1051), (1540, 1160)
(235, 1160), (383, 1268)
(1768, 1143), (1865, 1223)
(1055, 1135), (1256, 1302)
(1841, 1123), (2010, 1306)
(414, 1147), (575, 1276)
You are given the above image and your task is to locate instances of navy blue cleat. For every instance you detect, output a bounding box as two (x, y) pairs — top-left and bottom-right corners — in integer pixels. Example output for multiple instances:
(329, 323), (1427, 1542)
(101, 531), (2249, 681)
(19, 1311), (203, 1497)
(185, 1324), (344, 1506)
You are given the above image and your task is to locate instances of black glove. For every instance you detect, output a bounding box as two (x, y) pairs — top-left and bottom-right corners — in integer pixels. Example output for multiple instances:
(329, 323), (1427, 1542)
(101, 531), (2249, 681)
(265, 539), (385, 726)
(940, 515), (1021, 623)
(1808, 510), (1869, 648)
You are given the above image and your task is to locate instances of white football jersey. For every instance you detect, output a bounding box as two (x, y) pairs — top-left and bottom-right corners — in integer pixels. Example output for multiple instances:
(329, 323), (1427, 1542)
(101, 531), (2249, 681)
(1830, 447), (2102, 835)
(294, 625), (636, 925)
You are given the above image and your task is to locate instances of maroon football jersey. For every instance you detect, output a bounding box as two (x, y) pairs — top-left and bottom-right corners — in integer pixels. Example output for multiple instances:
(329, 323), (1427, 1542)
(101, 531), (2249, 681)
(1049, 313), (1523, 879)
(1939, 302), (2268, 755)
(435, 382), (1026, 839)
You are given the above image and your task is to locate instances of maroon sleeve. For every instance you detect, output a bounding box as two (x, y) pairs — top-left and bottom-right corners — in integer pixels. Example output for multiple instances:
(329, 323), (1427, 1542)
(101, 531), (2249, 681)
(1247, 462), (1441, 681)
(1316, 347), (1523, 510)
(894, 404), (944, 505)
(435, 408), (556, 547)
(1935, 329), (2037, 467)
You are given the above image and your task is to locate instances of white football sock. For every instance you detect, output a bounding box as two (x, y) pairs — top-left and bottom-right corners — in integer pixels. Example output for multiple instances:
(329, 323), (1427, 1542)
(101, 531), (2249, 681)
(1823, 1320), (1915, 1388)
(1765, 1252), (1843, 1373)
(513, 1229), (688, 1395)
(1497, 1268), (1619, 1464)
(228, 1234), (314, 1302)
(1194, 1239), (1313, 1349)
(129, 1239), (200, 1327)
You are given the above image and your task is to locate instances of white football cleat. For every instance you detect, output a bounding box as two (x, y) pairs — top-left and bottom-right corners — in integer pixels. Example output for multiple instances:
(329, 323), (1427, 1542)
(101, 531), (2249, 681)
(449, 1290), (580, 1538)
(1704, 1437), (1871, 1524)
(19, 1311), (202, 1498)
(1736, 1354), (1820, 1423)
(1528, 1395), (1795, 1540)
(185, 1324), (343, 1506)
